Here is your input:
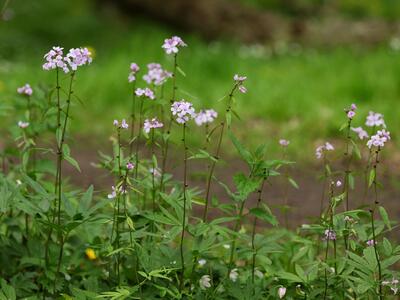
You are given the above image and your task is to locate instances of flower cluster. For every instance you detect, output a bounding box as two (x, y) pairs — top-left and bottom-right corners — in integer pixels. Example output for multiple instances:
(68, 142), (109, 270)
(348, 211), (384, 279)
(194, 109), (218, 126)
(382, 278), (399, 295)
(233, 74), (247, 93)
(17, 83), (33, 96)
(113, 119), (129, 129)
(143, 63), (172, 86)
(128, 63), (140, 83)
(366, 111), (386, 128)
(199, 275), (211, 290)
(345, 103), (357, 119)
(64, 47), (92, 71)
(279, 139), (290, 147)
(351, 127), (369, 140)
(143, 118), (164, 133)
(229, 268), (239, 282)
(43, 46), (92, 73)
(18, 121), (29, 129)
(171, 100), (196, 124)
(366, 129), (390, 149)
(315, 142), (334, 159)
(324, 229), (336, 241)
(135, 87), (155, 100)
(107, 185), (127, 199)
(162, 36), (187, 54)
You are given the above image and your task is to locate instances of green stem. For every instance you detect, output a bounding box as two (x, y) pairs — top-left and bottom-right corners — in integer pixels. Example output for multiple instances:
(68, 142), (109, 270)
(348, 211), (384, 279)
(179, 123), (188, 292)
(134, 99), (144, 179)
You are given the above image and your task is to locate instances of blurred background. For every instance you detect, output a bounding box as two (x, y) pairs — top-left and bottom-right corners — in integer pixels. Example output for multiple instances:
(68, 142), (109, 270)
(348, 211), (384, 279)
(1, 0), (400, 222)
(1, 0), (400, 156)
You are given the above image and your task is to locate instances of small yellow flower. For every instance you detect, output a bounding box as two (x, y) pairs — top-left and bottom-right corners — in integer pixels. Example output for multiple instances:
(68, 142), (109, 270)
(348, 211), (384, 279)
(85, 248), (97, 260)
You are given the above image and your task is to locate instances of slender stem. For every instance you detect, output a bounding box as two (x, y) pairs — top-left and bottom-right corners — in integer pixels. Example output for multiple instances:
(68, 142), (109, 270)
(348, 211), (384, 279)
(370, 210), (383, 299)
(282, 148), (290, 229)
(343, 118), (352, 212)
(129, 82), (137, 156)
(251, 170), (267, 285)
(151, 129), (156, 213)
(54, 71), (75, 290)
(160, 54), (178, 192)
(134, 99), (144, 179)
(179, 123), (188, 292)
(202, 84), (238, 223)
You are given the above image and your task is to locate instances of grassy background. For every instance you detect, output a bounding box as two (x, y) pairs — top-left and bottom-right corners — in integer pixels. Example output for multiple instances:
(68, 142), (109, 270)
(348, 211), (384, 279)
(1, 0), (400, 160)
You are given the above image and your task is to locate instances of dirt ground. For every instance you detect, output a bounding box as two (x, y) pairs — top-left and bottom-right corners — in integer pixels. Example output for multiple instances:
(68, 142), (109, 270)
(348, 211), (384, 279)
(63, 139), (400, 231)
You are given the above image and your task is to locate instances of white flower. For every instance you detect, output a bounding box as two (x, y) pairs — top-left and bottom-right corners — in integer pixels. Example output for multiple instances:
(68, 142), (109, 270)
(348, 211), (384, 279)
(198, 259), (207, 267)
(351, 127), (369, 140)
(229, 268), (238, 282)
(18, 121), (29, 128)
(199, 275), (211, 290)
(194, 109), (218, 126)
(278, 287), (287, 299)
(315, 142), (334, 159)
(365, 111), (386, 128)
(366, 129), (391, 149)
(223, 244), (231, 249)
(171, 100), (196, 124)
(254, 268), (264, 279)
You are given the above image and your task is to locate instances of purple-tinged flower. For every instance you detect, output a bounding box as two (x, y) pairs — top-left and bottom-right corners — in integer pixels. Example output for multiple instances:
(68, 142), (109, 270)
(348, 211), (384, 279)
(278, 287), (287, 299)
(162, 36), (187, 55)
(366, 129), (390, 149)
(351, 103), (357, 110)
(324, 229), (336, 241)
(149, 167), (161, 177)
(336, 180), (342, 187)
(143, 117), (164, 133)
(315, 142), (334, 159)
(366, 111), (386, 128)
(107, 185), (127, 199)
(17, 84), (33, 96)
(233, 74), (247, 93)
(113, 119), (129, 129)
(143, 63), (172, 86)
(126, 162), (135, 170)
(347, 110), (355, 119)
(194, 109), (218, 126)
(279, 139), (290, 147)
(121, 119), (129, 129)
(18, 121), (29, 129)
(64, 47), (92, 71)
(43, 46), (69, 73)
(128, 62), (140, 83)
(171, 100), (196, 124)
(366, 239), (377, 247)
(351, 127), (369, 140)
(135, 87), (155, 100)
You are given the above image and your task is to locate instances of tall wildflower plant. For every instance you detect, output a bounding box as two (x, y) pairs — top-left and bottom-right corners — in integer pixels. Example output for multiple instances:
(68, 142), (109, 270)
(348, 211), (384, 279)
(42, 46), (92, 291)
(160, 36), (187, 193)
(316, 141), (335, 216)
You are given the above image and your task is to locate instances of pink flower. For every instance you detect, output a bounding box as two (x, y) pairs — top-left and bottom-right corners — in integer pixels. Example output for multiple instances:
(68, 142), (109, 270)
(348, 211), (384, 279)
(367, 129), (390, 149)
(347, 110), (355, 119)
(18, 121), (29, 128)
(17, 84), (33, 96)
(113, 119), (129, 129)
(315, 142), (334, 159)
(194, 109), (218, 126)
(43, 46), (69, 73)
(63, 47), (92, 71)
(162, 36), (187, 55)
(336, 180), (342, 187)
(278, 287), (286, 299)
(135, 88), (155, 100)
(171, 100), (196, 124)
(126, 162), (135, 170)
(366, 111), (386, 128)
(128, 62), (140, 82)
(107, 185), (126, 199)
(143, 63), (172, 86)
(234, 74), (247, 93)
(351, 127), (369, 140)
(279, 139), (290, 147)
(366, 239), (376, 247)
(324, 229), (336, 240)
(143, 117), (164, 133)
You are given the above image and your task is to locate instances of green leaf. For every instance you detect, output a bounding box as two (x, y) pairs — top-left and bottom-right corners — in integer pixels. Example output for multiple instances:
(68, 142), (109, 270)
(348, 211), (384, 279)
(276, 271), (303, 283)
(79, 185), (93, 213)
(378, 206), (391, 230)
(229, 131), (252, 165)
(288, 177), (299, 189)
(250, 206), (278, 226)
(368, 169), (375, 187)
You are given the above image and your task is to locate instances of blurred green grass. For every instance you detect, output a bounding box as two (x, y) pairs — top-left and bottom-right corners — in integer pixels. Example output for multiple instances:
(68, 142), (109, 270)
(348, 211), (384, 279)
(1, 0), (400, 160)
